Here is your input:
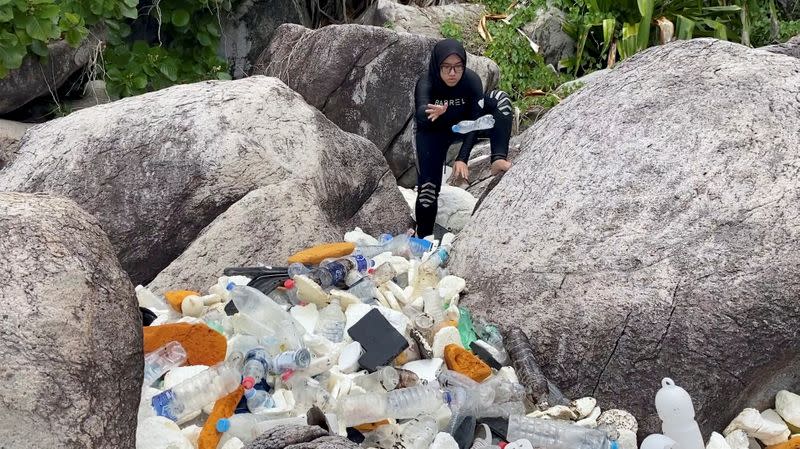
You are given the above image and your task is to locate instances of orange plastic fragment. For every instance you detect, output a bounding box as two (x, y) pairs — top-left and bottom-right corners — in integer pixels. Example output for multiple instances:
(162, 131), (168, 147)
(767, 436), (800, 449)
(444, 344), (492, 382)
(355, 419), (391, 432)
(198, 386), (245, 449)
(164, 289), (201, 312)
(143, 323), (227, 366)
(287, 242), (356, 265)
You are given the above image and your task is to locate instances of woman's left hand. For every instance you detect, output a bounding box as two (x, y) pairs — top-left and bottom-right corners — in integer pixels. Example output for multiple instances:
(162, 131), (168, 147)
(452, 161), (469, 183)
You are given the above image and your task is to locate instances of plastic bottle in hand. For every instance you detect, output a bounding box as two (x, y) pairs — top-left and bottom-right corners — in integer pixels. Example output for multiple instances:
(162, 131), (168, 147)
(151, 362), (241, 421)
(241, 347), (271, 389)
(506, 414), (616, 449)
(452, 114), (495, 134)
(143, 341), (188, 387)
(314, 297), (346, 343)
(245, 388), (275, 413)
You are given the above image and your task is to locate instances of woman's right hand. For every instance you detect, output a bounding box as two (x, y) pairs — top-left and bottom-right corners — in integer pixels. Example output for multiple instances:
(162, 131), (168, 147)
(425, 103), (448, 122)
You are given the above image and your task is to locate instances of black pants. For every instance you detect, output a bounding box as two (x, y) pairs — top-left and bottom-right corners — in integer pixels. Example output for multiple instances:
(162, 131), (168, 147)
(414, 90), (513, 237)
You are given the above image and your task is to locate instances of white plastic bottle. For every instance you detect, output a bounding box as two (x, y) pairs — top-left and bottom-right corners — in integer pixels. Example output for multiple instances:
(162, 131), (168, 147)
(143, 341), (187, 387)
(314, 297), (346, 343)
(452, 114), (495, 134)
(655, 378), (704, 449)
(151, 362), (241, 421)
(386, 384), (450, 419)
(422, 288), (446, 325)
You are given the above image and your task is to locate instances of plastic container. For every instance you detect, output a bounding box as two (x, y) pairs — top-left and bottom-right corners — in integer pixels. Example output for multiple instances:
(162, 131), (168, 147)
(356, 234), (433, 259)
(452, 114), (495, 134)
(241, 347), (271, 389)
(337, 392), (389, 427)
(655, 378), (704, 449)
(216, 413), (273, 444)
(143, 341), (187, 387)
(151, 362), (241, 421)
(370, 262), (399, 285)
(245, 388), (275, 413)
(506, 414), (616, 449)
(314, 297), (346, 343)
(286, 375), (332, 412)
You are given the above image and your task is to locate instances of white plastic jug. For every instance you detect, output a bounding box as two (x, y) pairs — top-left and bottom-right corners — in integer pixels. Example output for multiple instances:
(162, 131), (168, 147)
(655, 378), (705, 449)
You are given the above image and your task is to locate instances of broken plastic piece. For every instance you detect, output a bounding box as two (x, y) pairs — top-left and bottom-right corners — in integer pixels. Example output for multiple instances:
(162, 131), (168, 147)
(347, 308), (409, 372)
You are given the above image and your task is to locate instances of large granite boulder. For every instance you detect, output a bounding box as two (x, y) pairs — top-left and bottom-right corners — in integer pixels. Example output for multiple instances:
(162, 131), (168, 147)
(0, 119), (32, 170)
(449, 39), (800, 437)
(220, 0), (305, 78)
(0, 76), (409, 284)
(357, 0), (485, 39)
(0, 33), (102, 114)
(253, 23), (500, 188)
(521, 6), (575, 67)
(0, 192), (142, 448)
(761, 34), (800, 59)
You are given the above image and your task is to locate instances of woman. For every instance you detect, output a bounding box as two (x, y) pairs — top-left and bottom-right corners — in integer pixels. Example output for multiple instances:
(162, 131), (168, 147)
(413, 38), (513, 238)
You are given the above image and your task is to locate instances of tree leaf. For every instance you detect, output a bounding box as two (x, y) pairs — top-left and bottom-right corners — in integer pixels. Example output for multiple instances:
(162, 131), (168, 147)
(0, 5), (12, 21)
(206, 22), (220, 37)
(158, 60), (178, 81)
(171, 9), (189, 27)
(132, 73), (148, 89)
(602, 18), (616, 51)
(38, 4), (60, 19)
(30, 39), (48, 57)
(0, 0), (11, 7)
(123, 0), (138, 7)
(216, 71), (231, 80)
(636, 0), (654, 51)
(120, 4), (137, 19)
(24, 16), (51, 41)
(676, 15), (695, 40)
(0, 39), (26, 68)
(64, 28), (83, 45)
(196, 31), (211, 46)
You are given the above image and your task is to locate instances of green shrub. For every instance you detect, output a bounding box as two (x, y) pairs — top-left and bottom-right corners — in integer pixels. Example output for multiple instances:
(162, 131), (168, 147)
(440, 17), (463, 40)
(0, 0), (231, 99)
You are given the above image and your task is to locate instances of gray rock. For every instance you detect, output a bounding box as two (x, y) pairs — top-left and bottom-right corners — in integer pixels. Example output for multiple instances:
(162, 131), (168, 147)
(243, 425), (328, 449)
(0, 192), (142, 448)
(554, 68), (611, 97)
(760, 34), (800, 59)
(0, 119), (32, 170)
(149, 173), (410, 292)
(253, 23), (500, 188)
(220, 0), (305, 78)
(358, 0), (485, 39)
(777, 0), (799, 19)
(0, 76), (409, 285)
(65, 80), (113, 111)
(284, 436), (361, 449)
(521, 7), (575, 68)
(0, 32), (102, 114)
(449, 39), (800, 437)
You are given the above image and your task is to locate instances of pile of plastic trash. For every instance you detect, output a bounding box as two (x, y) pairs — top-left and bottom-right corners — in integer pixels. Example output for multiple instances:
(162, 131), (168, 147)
(139, 227), (748, 449)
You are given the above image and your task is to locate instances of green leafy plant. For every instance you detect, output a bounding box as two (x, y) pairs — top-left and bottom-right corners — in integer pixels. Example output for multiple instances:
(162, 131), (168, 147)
(440, 17), (464, 40)
(382, 20), (394, 29)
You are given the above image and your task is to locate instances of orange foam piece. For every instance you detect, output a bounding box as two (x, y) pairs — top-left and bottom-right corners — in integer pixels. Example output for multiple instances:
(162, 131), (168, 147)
(287, 242), (356, 265)
(768, 436), (800, 449)
(143, 323), (226, 366)
(444, 344), (492, 382)
(164, 290), (200, 312)
(198, 386), (245, 449)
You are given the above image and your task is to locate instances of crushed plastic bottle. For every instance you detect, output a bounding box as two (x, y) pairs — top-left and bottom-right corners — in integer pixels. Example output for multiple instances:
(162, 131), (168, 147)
(353, 366), (401, 392)
(151, 362), (241, 421)
(506, 414), (617, 449)
(399, 414), (439, 449)
(271, 348), (311, 374)
(143, 341), (188, 387)
(356, 233), (433, 259)
(452, 114), (495, 134)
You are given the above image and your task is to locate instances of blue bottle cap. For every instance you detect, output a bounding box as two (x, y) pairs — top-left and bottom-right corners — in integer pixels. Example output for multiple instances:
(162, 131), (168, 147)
(216, 418), (230, 432)
(226, 281), (236, 291)
(610, 441), (619, 449)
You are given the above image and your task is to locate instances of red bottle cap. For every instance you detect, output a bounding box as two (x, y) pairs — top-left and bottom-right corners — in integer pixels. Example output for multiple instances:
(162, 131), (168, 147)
(284, 279), (295, 289)
(241, 376), (255, 389)
(498, 442), (508, 449)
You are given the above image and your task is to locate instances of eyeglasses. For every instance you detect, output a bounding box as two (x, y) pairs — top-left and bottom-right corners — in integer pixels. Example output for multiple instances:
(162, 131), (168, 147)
(440, 64), (464, 75)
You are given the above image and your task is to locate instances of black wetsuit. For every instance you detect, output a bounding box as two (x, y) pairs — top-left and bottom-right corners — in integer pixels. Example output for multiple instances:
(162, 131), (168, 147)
(413, 39), (513, 237)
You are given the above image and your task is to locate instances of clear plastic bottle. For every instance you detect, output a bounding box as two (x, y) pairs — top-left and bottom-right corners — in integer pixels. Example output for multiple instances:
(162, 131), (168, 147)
(151, 362), (241, 421)
(399, 414), (439, 449)
(314, 297), (346, 343)
(477, 401), (526, 419)
(452, 114), (495, 134)
(271, 348), (311, 374)
(241, 347), (272, 389)
(216, 413), (272, 444)
(353, 366), (401, 392)
(356, 234), (432, 259)
(420, 244), (451, 273)
(423, 288), (446, 325)
(506, 414), (615, 449)
(386, 384), (450, 419)
(286, 375), (332, 412)
(245, 388), (275, 413)
(143, 341), (188, 387)
(370, 262), (398, 285)
(337, 392), (388, 427)
(228, 284), (304, 349)
(347, 276), (379, 303)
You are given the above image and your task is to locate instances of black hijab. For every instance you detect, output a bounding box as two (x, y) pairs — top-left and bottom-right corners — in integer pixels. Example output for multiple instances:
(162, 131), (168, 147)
(428, 39), (468, 90)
